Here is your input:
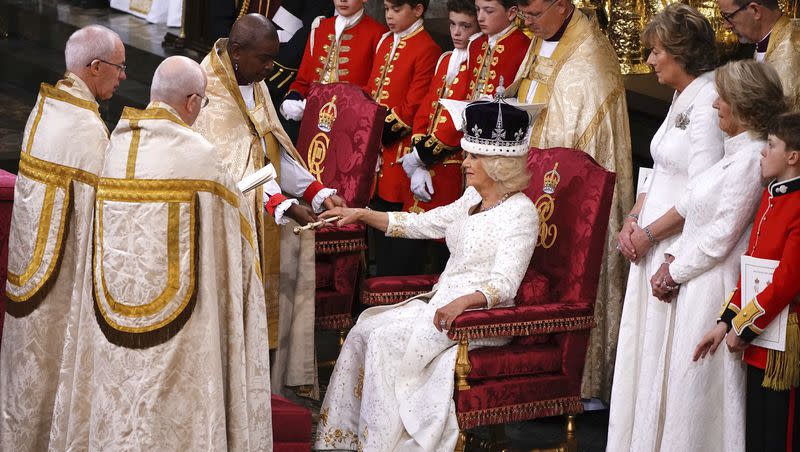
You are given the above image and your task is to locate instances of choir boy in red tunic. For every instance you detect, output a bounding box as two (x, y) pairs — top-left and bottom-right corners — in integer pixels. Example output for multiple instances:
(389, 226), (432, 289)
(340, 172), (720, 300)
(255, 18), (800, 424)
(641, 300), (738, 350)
(366, 0), (441, 276)
(465, 0), (530, 99)
(395, 0), (479, 271)
(280, 0), (387, 123)
(694, 112), (800, 452)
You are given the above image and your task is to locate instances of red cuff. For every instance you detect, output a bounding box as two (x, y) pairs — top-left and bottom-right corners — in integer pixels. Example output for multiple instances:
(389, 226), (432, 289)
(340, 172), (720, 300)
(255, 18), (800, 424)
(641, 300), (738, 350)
(302, 180), (325, 204)
(264, 193), (289, 217)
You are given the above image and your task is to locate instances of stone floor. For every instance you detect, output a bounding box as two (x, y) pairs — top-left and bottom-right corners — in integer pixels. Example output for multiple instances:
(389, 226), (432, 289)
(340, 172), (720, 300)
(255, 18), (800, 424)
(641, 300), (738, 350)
(0, 81), (33, 173)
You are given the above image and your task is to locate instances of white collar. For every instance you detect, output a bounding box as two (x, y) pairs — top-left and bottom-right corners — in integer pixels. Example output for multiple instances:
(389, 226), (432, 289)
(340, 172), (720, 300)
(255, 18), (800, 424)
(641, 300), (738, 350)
(335, 8), (364, 40)
(393, 18), (423, 43)
(488, 23), (515, 49)
(446, 47), (469, 82)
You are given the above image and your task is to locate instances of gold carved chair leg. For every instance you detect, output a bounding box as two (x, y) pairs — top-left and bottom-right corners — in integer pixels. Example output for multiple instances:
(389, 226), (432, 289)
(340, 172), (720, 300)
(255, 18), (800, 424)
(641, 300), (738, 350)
(454, 430), (468, 452)
(529, 414), (578, 452)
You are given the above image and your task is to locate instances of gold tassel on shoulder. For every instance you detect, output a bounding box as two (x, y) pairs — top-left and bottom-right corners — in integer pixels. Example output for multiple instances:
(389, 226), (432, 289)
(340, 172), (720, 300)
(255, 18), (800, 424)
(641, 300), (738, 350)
(763, 312), (800, 390)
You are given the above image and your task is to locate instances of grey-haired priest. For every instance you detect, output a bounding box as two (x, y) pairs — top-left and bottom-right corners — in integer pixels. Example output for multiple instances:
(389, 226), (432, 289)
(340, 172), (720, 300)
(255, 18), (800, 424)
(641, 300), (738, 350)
(313, 100), (539, 451)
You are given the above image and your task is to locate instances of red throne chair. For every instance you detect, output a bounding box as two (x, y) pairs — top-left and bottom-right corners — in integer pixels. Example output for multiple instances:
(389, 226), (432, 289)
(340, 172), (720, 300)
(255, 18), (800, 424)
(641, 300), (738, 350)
(272, 394), (312, 452)
(295, 82), (385, 347)
(0, 169), (16, 344)
(360, 148), (615, 450)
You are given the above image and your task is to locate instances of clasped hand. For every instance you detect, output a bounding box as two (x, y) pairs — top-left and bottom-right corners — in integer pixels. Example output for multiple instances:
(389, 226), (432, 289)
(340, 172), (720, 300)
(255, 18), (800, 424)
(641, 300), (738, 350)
(617, 220), (652, 263)
(650, 261), (679, 302)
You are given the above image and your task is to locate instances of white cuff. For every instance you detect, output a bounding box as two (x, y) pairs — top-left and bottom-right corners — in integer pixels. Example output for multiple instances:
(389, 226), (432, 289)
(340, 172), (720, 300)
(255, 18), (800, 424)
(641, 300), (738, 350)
(263, 179), (282, 198)
(312, 187), (338, 213)
(274, 198), (299, 225)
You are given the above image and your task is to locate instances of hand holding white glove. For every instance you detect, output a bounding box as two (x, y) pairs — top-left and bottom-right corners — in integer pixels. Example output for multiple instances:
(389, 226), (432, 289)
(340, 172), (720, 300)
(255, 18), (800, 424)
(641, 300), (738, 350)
(280, 99), (306, 121)
(409, 167), (434, 202)
(398, 148), (425, 178)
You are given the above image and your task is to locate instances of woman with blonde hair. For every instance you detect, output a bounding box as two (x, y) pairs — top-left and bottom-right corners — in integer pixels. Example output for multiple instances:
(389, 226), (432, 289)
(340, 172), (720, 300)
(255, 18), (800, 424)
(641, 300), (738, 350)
(608, 4), (724, 450)
(313, 100), (538, 451)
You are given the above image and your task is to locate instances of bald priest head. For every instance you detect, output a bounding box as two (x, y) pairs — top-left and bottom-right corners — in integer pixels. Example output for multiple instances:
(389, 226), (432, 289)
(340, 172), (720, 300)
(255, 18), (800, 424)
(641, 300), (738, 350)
(150, 56), (208, 126)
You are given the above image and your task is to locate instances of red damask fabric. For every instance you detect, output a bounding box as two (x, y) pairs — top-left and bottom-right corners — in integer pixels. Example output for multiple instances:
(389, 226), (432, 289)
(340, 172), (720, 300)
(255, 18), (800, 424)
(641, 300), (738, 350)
(296, 82), (385, 209)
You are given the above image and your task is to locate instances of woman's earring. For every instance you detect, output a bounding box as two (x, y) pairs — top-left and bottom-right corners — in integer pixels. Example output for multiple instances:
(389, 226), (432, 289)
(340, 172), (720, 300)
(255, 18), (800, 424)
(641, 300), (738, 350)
(234, 62), (239, 72)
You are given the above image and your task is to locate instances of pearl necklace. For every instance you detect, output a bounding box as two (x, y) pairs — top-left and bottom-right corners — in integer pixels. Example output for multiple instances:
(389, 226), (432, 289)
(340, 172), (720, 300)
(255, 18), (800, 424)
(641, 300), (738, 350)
(478, 191), (517, 213)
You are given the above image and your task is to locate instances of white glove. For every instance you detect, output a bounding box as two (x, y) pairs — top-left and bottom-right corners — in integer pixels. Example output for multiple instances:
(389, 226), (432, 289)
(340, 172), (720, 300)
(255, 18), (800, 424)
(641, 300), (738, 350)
(280, 99), (306, 121)
(398, 148), (425, 178)
(409, 167), (434, 202)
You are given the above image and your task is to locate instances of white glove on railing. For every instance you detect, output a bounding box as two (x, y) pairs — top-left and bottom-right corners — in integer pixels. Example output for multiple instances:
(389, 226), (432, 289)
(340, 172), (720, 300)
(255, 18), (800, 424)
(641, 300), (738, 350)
(398, 147), (425, 178)
(409, 167), (434, 202)
(280, 99), (306, 121)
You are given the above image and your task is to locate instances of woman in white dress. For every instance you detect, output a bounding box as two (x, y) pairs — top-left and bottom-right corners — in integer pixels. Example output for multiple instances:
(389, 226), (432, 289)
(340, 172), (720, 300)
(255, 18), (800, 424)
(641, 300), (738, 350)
(313, 101), (539, 451)
(606, 5), (724, 451)
(646, 60), (788, 452)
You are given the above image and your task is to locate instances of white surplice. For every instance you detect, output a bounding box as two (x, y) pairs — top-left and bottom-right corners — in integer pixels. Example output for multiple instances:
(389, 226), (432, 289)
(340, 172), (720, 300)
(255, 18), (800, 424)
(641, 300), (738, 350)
(314, 187), (538, 451)
(607, 72), (725, 451)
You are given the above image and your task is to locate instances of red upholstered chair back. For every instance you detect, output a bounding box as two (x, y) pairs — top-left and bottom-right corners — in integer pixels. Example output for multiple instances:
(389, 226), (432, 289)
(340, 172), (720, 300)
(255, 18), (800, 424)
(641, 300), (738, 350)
(295, 82), (386, 208)
(0, 170), (17, 345)
(523, 148), (615, 308)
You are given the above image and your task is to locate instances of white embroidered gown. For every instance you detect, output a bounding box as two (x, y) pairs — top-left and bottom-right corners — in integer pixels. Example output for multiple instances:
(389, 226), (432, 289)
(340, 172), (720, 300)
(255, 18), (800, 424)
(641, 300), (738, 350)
(314, 186), (538, 451)
(651, 131), (765, 452)
(607, 72), (725, 451)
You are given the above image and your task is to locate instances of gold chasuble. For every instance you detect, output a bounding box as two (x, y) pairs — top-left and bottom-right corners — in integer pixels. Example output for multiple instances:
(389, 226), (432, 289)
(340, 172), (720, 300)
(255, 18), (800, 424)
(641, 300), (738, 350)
(194, 39), (313, 350)
(511, 10), (634, 399)
(764, 16), (800, 109)
(47, 103), (272, 450)
(0, 73), (108, 452)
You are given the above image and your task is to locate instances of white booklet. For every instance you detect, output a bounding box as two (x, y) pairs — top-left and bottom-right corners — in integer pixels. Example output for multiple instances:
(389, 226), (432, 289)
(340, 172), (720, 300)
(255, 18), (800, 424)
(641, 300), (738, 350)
(237, 163), (277, 194)
(741, 255), (788, 351)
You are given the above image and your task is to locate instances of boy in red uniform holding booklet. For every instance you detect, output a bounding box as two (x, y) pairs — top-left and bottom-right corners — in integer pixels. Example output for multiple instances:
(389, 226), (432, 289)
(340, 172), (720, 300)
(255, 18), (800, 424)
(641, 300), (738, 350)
(694, 112), (800, 452)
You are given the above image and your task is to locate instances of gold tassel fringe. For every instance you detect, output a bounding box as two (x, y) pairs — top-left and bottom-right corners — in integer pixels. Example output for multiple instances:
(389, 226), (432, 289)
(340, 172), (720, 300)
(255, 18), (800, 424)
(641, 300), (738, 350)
(763, 312), (800, 390)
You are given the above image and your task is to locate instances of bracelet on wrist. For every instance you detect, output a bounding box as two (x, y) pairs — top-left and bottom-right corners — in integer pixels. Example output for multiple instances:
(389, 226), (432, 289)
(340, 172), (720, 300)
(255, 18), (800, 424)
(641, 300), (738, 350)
(625, 213), (639, 222)
(643, 225), (658, 244)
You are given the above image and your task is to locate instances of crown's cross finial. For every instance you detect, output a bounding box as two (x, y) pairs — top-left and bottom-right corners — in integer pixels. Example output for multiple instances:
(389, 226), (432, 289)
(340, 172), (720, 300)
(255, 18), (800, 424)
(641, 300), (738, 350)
(491, 102), (505, 143)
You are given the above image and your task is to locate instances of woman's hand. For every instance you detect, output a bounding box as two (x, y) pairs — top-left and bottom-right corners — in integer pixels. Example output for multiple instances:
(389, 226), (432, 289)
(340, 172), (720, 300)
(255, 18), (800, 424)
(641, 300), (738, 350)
(319, 207), (363, 227)
(617, 220), (638, 261)
(629, 225), (653, 263)
(650, 262), (679, 302)
(433, 296), (472, 332)
(693, 323), (728, 361)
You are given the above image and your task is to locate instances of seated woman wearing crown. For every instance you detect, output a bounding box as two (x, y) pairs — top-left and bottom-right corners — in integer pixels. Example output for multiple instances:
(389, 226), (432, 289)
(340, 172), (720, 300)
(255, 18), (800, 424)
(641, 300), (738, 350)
(314, 101), (539, 451)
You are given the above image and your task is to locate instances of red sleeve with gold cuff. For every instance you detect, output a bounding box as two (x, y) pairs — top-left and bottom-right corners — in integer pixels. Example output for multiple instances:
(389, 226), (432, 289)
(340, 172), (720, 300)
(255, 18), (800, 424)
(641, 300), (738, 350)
(731, 216), (800, 342)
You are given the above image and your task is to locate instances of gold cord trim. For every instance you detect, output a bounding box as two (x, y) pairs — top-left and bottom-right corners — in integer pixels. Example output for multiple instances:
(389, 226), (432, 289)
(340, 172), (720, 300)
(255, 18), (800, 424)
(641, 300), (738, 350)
(456, 397), (583, 430)
(450, 315), (596, 340)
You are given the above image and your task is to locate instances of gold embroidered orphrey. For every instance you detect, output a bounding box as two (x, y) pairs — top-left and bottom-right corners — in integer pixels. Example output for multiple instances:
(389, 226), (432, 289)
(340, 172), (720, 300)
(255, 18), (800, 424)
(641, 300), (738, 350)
(535, 162), (560, 249)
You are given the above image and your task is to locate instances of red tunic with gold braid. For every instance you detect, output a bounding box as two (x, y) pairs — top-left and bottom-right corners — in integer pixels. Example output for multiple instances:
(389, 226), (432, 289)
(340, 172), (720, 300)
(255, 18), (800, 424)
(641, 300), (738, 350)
(367, 24), (441, 203)
(719, 176), (800, 377)
(466, 26), (530, 98)
(287, 13), (387, 99)
(403, 50), (470, 213)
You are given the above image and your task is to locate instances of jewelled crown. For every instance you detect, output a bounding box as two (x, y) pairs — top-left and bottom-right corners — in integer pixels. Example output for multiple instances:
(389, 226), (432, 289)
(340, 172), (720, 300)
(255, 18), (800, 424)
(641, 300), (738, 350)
(317, 95), (338, 132)
(460, 99), (531, 157)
